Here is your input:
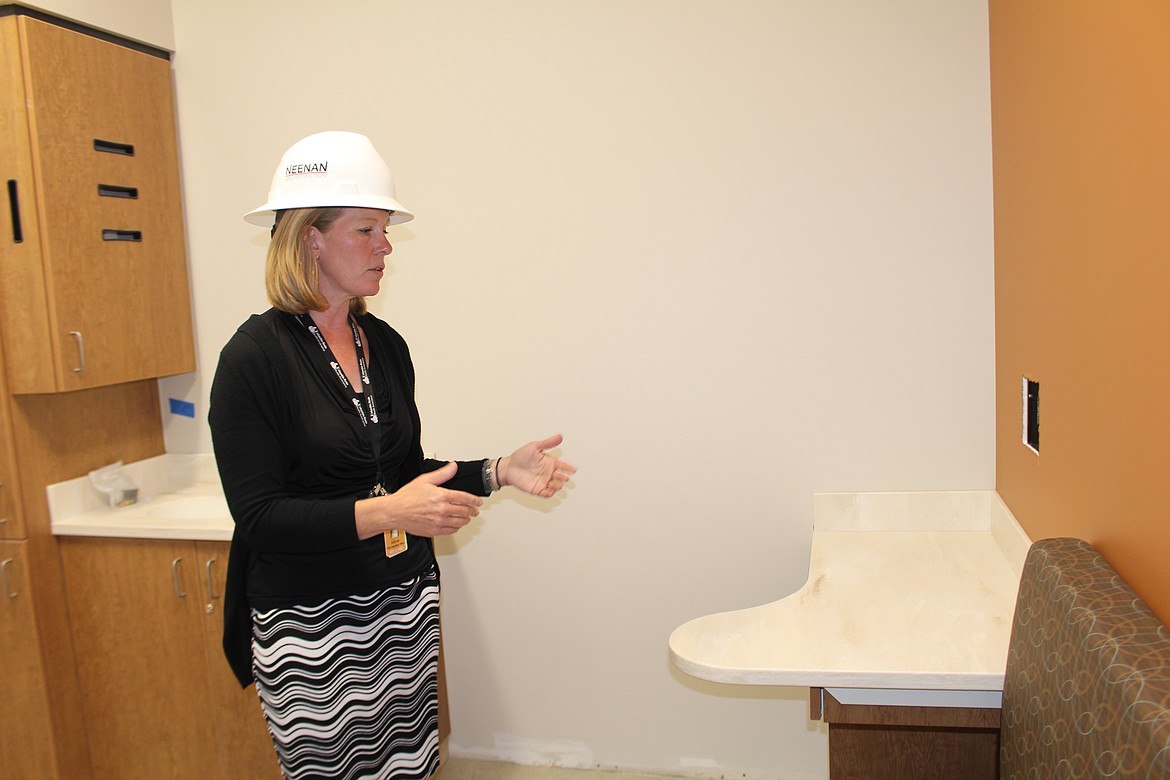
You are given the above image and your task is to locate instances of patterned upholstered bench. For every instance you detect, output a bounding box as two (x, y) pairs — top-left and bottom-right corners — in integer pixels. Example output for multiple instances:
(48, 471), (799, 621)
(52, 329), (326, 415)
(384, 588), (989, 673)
(1001, 538), (1170, 778)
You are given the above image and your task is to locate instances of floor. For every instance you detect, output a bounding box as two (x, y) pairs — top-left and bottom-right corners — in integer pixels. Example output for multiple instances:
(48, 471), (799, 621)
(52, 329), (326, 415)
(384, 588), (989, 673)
(436, 758), (681, 780)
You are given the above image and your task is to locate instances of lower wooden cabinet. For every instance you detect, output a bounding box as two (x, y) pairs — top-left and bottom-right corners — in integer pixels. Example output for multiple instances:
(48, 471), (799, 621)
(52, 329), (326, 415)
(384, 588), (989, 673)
(199, 540), (287, 780)
(0, 540), (60, 779)
(812, 688), (1001, 780)
(59, 537), (281, 780)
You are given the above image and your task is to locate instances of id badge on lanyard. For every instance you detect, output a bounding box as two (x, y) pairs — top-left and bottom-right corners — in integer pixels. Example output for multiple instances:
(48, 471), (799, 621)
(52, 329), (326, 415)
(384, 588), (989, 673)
(369, 482), (407, 557)
(299, 314), (408, 558)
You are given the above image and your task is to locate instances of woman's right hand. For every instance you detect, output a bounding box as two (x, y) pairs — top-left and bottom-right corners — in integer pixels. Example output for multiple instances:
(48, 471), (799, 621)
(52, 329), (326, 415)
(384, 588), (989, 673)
(355, 462), (483, 540)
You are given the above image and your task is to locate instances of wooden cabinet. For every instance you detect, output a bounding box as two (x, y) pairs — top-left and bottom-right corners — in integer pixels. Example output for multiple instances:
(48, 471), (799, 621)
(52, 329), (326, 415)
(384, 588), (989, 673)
(0, 540), (60, 779)
(4, 379), (181, 780)
(0, 15), (199, 775)
(0, 410), (22, 539)
(59, 536), (282, 780)
(0, 257), (60, 777)
(0, 346), (24, 540)
(811, 688), (1000, 780)
(199, 540), (287, 780)
(0, 13), (195, 394)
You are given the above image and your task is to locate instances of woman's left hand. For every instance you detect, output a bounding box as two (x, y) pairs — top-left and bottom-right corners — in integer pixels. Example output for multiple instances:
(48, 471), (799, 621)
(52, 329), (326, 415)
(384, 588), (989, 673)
(497, 434), (576, 498)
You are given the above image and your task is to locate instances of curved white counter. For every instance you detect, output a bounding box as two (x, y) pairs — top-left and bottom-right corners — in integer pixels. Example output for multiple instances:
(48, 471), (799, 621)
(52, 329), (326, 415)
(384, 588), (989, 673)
(48, 454), (233, 541)
(668, 491), (1030, 705)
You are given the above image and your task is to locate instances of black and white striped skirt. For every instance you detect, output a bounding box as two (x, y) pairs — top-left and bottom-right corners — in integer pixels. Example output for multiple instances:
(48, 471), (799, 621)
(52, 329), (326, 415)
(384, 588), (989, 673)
(251, 566), (441, 780)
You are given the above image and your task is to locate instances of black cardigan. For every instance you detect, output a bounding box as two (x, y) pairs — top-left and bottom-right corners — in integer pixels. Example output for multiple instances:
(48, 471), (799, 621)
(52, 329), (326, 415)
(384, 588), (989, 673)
(209, 308), (487, 687)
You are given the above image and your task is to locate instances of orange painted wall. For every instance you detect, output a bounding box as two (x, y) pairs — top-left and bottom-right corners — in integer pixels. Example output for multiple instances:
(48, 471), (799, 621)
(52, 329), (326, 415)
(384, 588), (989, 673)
(990, 2), (1170, 622)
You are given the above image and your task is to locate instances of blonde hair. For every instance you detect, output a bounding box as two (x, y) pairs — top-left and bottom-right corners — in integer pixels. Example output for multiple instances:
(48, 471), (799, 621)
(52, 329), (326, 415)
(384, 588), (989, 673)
(265, 207), (368, 316)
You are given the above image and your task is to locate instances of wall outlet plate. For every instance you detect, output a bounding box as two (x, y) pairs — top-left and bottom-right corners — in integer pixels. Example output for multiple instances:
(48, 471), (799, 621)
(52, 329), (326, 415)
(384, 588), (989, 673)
(1023, 377), (1040, 455)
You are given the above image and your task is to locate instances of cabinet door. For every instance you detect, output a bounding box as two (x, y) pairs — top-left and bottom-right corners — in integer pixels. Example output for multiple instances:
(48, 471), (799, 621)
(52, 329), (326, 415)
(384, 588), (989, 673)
(195, 541), (283, 780)
(60, 537), (219, 780)
(0, 308), (24, 539)
(0, 16), (195, 393)
(0, 405), (22, 539)
(0, 394), (23, 540)
(0, 541), (60, 778)
(0, 16), (53, 397)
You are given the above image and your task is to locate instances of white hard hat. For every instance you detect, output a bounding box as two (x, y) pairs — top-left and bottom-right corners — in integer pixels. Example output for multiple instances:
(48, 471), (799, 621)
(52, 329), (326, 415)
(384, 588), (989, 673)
(244, 131), (414, 227)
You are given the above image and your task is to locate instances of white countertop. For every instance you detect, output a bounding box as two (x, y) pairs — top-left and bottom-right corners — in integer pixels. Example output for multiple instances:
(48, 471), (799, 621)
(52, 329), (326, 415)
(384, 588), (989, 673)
(48, 454), (234, 541)
(668, 490), (1030, 698)
(55, 465), (1029, 699)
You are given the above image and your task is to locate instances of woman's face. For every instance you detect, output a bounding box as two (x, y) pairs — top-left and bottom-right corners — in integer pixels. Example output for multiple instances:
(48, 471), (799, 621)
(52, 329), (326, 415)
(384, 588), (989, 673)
(308, 208), (392, 307)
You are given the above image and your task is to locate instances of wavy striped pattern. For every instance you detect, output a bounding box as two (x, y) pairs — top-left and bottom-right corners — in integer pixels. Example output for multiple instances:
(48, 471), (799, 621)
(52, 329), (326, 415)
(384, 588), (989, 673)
(252, 567), (441, 780)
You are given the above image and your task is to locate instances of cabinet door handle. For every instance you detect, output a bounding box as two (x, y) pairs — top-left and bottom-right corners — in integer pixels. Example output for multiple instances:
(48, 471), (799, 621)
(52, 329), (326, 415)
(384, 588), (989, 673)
(171, 557), (186, 598)
(6, 179), (22, 243)
(68, 331), (86, 372)
(1, 558), (17, 599)
(205, 557), (219, 600)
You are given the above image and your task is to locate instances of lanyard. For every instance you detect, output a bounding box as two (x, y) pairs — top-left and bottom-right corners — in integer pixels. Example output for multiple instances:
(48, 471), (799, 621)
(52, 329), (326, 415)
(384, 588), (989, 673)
(296, 313), (384, 490)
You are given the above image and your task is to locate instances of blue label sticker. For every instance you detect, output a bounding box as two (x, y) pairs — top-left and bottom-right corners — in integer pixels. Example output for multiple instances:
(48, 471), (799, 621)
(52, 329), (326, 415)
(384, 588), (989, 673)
(168, 398), (196, 418)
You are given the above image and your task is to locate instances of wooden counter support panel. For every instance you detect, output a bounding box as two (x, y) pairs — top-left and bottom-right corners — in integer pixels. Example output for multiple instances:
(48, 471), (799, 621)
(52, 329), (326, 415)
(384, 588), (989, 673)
(814, 689), (1000, 780)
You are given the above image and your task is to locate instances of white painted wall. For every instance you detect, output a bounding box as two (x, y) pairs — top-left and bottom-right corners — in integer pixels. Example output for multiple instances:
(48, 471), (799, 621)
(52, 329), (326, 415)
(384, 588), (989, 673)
(39, 1), (995, 778)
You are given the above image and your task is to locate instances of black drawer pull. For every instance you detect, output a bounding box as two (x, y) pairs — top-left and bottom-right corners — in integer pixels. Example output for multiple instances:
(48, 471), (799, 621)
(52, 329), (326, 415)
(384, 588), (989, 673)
(102, 229), (142, 242)
(94, 139), (135, 156)
(6, 180), (22, 243)
(98, 184), (139, 199)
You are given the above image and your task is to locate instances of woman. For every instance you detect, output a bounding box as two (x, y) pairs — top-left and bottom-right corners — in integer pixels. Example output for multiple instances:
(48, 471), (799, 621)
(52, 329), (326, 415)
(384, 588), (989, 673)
(209, 131), (574, 780)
